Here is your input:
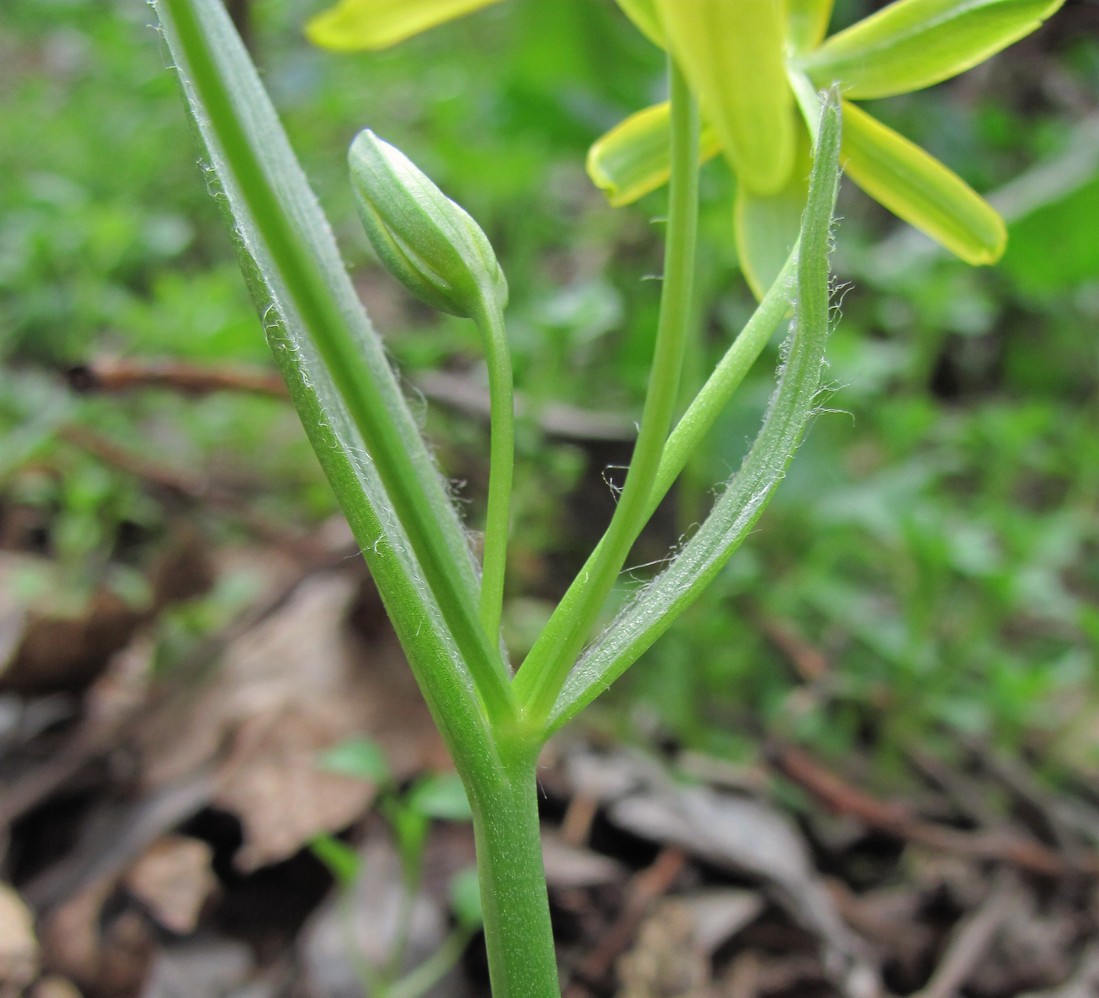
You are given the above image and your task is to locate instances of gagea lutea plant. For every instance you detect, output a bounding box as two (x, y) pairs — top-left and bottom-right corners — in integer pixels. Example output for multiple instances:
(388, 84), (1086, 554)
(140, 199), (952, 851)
(150, 0), (1062, 995)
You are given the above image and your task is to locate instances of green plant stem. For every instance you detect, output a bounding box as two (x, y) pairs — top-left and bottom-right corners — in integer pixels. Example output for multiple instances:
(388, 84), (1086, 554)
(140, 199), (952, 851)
(531, 248), (797, 674)
(654, 246), (798, 504)
(384, 826), (425, 991)
(543, 95), (842, 734)
(339, 881), (379, 997)
(513, 53), (700, 727)
(388, 927), (477, 998)
(471, 302), (515, 645)
(158, 0), (513, 730)
(466, 743), (559, 998)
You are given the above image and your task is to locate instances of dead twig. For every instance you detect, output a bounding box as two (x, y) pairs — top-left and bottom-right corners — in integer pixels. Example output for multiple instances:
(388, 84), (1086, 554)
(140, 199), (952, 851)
(564, 847), (687, 996)
(913, 869), (1018, 998)
(416, 370), (636, 443)
(67, 358), (287, 399)
(67, 356), (638, 443)
(768, 741), (1099, 879)
(968, 736), (1099, 853)
(757, 613), (830, 682)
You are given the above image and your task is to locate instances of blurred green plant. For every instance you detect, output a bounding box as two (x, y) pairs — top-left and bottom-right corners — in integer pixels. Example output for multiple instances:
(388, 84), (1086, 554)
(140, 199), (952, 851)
(314, 739), (482, 998)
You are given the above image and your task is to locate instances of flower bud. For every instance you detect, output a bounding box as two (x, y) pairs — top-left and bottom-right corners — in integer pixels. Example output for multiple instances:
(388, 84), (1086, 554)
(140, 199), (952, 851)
(349, 129), (507, 319)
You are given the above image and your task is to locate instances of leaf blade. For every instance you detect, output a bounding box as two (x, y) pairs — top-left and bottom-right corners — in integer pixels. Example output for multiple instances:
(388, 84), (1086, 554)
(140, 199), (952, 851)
(735, 128), (812, 298)
(613, 0), (667, 47)
(787, 0), (835, 52)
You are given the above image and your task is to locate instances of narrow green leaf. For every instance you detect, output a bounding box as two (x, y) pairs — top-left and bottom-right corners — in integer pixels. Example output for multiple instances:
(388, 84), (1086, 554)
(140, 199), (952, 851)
(614, 0), (667, 47)
(586, 102), (722, 207)
(800, 0), (1064, 99)
(842, 100), (1006, 264)
(735, 127), (812, 298)
(319, 738), (393, 783)
(153, 0), (514, 762)
(306, 0), (505, 51)
(786, 0), (835, 51)
(310, 834), (362, 887)
(655, 0), (795, 196)
(546, 93), (842, 737)
(449, 867), (484, 930)
(407, 773), (473, 821)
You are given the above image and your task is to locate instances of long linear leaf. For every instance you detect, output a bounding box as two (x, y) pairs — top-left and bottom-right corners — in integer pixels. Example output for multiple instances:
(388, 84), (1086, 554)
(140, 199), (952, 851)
(801, 0), (1064, 99)
(546, 93), (842, 736)
(613, 0), (667, 47)
(513, 55), (701, 725)
(153, 0), (513, 754)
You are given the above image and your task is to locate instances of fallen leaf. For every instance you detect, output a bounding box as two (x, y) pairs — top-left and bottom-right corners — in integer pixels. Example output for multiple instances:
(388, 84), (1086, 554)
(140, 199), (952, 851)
(140, 937), (254, 998)
(214, 703), (378, 872)
(541, 831), (625, 889)
(595, 753), (879, 997)
(124, 835), (218, 934)
(0, 882), (38, 993)
(615, 899), (709, 998)
(38, 879), (154, 997)
(679, 889), (765, 955)
(1017, 944), (1099, 998)
(96, 910), (155, 998)
(0, 554), (142, 697)
(133, 567), (444, 871)
(37, 879), (108, 987)
(29, 976), (82, 998)
(300, 837), (472, 998)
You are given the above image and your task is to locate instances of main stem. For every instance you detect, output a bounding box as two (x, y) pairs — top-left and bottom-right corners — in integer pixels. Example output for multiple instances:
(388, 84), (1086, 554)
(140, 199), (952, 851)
(463, 55), (700, 998)
(466, 741), (559, 998)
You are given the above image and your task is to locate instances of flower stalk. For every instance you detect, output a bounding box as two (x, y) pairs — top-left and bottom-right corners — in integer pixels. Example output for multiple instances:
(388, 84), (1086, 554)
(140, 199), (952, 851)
(513, 50), (701, 726)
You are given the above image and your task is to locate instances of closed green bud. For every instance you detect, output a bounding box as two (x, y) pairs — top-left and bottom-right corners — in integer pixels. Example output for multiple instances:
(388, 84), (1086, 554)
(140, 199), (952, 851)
(349, 129), (507, 319)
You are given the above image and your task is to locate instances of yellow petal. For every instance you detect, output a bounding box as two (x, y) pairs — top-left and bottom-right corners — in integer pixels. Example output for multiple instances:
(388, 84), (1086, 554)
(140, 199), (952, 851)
(735, 126), (812, 298)
(842, 101), (1006, 264)
(614, 0), (666, 47)
(655, 0), (795, 196)
(306, 0), (505, 51)
(802, 0), (1065, 100)
(587, 102), (722, 206)
(786, 0), (835, 52)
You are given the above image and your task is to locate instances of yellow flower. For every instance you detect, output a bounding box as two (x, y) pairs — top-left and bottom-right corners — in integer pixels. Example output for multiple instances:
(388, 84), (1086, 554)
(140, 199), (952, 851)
(307, 0), (1064, 295)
